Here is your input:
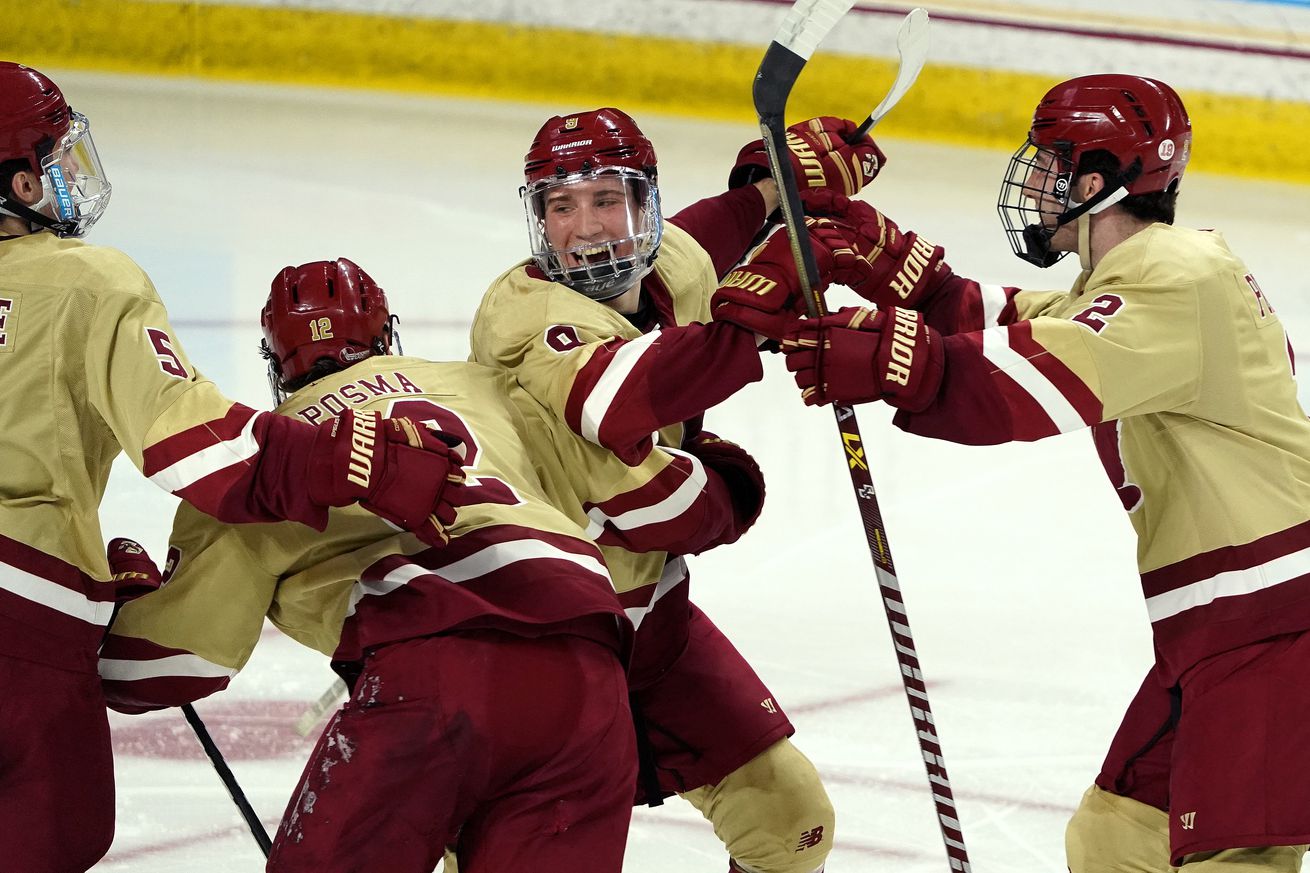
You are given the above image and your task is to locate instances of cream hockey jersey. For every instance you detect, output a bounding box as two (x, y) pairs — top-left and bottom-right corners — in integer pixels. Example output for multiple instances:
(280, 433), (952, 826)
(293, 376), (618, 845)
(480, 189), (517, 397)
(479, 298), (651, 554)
(0, 233), (327, 673)
(470, 220), (769, 685)
(900, 224), (1310, 681)
(100, 356), (735, 710)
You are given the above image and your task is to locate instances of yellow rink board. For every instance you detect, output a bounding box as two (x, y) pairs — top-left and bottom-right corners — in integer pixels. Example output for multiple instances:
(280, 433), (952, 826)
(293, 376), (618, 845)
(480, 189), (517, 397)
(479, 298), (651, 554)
(3, 0), (1306, 184)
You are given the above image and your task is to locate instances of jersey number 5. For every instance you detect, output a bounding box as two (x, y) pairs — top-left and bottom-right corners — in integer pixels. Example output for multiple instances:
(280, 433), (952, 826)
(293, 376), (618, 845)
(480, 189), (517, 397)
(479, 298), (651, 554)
(386, 399), (521, 509)
(145, 328), (189, 379)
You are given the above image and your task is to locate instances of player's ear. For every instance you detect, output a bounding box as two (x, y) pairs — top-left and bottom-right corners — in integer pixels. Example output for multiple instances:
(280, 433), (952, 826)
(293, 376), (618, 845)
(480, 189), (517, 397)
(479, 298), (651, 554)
(10, 169), (42, 205)
(1076, 171), (1106, 203)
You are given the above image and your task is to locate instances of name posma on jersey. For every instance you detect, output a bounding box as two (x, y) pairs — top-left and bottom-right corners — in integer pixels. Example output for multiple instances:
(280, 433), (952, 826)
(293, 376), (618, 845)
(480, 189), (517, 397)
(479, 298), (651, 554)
(290, 371), (426, 426)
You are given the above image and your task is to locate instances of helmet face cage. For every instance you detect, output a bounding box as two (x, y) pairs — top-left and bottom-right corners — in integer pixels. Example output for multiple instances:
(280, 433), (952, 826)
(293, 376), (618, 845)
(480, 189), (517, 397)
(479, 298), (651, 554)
(997, 137), (1076, 267)
(34, 111), (111, 238)
(523, 167), (663, 301)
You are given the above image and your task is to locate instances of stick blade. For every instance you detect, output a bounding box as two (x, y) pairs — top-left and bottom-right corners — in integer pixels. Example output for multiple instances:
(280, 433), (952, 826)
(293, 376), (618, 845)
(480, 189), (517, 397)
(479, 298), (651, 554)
(867, 7), (931, 128)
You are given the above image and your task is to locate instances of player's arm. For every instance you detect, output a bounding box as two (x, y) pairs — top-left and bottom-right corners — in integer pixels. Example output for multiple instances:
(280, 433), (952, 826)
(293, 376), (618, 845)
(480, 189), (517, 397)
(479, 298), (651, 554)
(99, 507), (278, 713)
(86, 285), (464, 543)
(500, 308), (761, 466)
(565, 322), (763, 464)
(718, 192), (1054, 337)
(534, 399), (764, 553)
(667, 185), (773, 278)
(782, 286), (1202, 445)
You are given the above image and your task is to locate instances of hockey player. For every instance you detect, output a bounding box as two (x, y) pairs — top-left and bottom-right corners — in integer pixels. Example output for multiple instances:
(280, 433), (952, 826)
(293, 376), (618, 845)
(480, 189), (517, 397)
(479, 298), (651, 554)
(470, 107), (883, 873)
(102, 257), (766, 872)
(727, 74), (1310, 872)
(0, 64), (465, 873)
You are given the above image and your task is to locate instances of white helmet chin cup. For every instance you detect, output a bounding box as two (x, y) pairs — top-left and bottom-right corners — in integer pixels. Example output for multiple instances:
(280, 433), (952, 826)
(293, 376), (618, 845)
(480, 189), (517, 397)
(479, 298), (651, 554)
(523, 167), (663, 301)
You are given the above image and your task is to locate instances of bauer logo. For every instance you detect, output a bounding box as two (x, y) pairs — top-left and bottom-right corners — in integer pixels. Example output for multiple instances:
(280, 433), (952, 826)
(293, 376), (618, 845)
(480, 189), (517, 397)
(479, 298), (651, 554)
(1158, 139), (1176, 160)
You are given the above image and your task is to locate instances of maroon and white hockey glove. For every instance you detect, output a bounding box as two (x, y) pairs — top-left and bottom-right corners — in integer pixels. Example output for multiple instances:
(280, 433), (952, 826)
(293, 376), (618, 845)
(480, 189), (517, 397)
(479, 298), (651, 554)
(106, 537), (165, 602)
(782, 307), (944, 411)
(307, 410), (467, 547)
(683, 431), (765, 548)
(802, 190), (951, 310)
(730, 116), (886, 197)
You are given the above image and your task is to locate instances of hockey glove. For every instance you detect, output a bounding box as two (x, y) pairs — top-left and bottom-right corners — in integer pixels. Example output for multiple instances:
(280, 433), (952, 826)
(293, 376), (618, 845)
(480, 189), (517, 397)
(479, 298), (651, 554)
(730, 116), (886, 197)
(683, 431), (765, 547)
(307, 410), (467, 547)
(106, 537), (166, 602)
(711, 224), (816, 341)
(802, 190), (951, 310)
(782, 307), (944, 411)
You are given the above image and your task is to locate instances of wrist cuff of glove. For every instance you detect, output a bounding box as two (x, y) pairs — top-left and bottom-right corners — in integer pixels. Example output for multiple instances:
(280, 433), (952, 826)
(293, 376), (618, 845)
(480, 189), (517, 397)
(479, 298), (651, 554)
(728, 162), (771, 190)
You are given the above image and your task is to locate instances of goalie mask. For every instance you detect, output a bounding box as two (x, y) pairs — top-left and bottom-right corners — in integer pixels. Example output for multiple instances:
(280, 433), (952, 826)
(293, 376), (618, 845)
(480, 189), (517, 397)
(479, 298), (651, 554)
(260, 258), (396, 403)
(997, 74), (1191, 267)
(0, 62), (111, 238)
(522, 108), (663, 301)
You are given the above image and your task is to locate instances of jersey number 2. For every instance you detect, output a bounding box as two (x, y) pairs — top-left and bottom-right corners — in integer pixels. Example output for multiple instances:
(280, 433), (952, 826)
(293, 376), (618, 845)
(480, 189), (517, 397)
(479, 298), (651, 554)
(386, 399), (520, 509)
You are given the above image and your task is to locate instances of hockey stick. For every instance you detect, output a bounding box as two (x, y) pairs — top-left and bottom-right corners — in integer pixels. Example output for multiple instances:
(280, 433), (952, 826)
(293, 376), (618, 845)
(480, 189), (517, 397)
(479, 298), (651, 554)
(181, 703), (273, 858)
(852, 6), (929, 140)
(294, 676), (349, 737)
(753, 5), (971, 872)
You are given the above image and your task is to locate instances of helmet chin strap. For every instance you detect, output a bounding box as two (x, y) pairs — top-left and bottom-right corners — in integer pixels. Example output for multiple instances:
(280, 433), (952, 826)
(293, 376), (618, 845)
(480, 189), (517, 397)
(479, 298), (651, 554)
(1067, 185), (1128, 271)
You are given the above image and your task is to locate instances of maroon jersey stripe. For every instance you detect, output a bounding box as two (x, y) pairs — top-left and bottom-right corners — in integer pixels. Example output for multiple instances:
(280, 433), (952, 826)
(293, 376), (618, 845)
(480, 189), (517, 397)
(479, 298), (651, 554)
(1142, 519), (1310, 598)
(141, 403), (256, 477)
(1008, 321), (1103, 425)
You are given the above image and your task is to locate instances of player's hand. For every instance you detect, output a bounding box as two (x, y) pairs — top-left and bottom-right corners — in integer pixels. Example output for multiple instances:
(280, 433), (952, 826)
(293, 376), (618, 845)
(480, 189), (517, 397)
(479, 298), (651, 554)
(711, 224), (814, 341)
(711, 188), (851, 341)
(802, 190), (951, 310)
(781, 307), (944, 410)
(308, 410), (467, 547)
(682, 431), (765, 545)
(730, 116), (885, 197)
(106, 537), (165, 601)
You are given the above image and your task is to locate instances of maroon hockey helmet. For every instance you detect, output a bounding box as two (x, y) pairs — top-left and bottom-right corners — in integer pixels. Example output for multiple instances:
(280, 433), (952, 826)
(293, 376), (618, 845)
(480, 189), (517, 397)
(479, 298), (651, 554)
(523, 107), (658, 186)
(998, 74), (1192, 267)
(521, 109), (664, 301)
(0, 62), (111, 238)
(0, 63), (69, 173)
(1031, 74), (1191, 195)
(260, 258), (393, 401)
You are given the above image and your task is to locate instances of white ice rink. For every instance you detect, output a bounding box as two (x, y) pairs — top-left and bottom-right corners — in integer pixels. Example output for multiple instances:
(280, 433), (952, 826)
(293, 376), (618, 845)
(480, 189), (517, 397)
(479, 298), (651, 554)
(60, 70), (1310, 871)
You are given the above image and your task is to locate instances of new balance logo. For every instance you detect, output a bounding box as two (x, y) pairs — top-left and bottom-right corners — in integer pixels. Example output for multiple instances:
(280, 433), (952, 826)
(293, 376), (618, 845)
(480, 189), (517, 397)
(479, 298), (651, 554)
(1179, 811), (1196, 830)
(795, 825), (825, 851)
(760, 697), (778, 714)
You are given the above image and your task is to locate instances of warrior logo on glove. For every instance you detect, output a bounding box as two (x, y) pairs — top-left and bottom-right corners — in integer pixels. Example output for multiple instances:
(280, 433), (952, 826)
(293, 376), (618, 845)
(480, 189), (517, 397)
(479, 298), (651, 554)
(730, 116), (886, 198)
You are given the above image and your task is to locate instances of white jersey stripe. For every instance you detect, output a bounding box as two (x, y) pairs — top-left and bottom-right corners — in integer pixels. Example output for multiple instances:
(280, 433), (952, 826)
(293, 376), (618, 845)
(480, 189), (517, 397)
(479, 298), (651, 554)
(0, 561), (115, 627)
(980, 283), (1008, 328)
(98, 653), (237, 682)
(980, 327), (1085, 433)
(1146, 546), (1310, 622)
(584, 449), (707, 539)
(347, 538), (611, 616)
(148, 412), (261, 494)
(623, 557), (688, 631)
(579, 330), (663, 445)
